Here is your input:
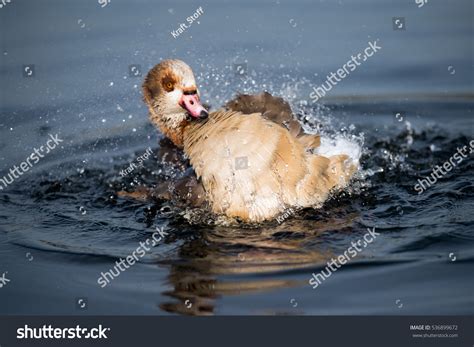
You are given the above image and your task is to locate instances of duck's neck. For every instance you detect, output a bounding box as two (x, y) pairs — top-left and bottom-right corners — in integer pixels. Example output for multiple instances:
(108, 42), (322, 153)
(149, 107), (188, 148)
(159, 119), (187, 148)
(182, 109), (238, 160)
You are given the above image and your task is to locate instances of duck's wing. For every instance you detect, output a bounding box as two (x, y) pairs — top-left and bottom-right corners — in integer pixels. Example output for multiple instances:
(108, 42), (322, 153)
(226, 92), (300, 135)
(116, 138), (206, 208)
(150, 169), (207, 208)
(225, 92), (320, 150)
(118, 170), (206, 208)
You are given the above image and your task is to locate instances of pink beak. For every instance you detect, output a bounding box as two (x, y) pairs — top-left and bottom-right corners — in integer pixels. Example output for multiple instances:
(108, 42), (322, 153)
(180, 93), (208, 119)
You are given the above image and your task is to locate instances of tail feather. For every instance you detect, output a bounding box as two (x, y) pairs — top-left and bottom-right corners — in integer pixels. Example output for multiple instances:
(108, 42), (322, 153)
(326, 154), (356, 190)
(296, 153), (356, 207)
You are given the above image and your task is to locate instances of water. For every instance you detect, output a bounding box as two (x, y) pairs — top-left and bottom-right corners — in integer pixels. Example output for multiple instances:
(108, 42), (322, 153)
(0, 0), (473, 315)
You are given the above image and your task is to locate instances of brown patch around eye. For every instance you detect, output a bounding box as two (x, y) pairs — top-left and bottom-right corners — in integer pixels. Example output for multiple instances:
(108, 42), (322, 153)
(162, 75), (176, 92)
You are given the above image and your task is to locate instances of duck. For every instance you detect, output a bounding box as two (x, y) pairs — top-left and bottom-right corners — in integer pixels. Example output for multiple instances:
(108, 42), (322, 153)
(141, 59), (357, 223)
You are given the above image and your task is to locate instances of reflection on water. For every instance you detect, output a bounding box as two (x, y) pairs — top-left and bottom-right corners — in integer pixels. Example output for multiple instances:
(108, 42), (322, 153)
(159, 219), (339, 316)
(155, 205), (362, 315)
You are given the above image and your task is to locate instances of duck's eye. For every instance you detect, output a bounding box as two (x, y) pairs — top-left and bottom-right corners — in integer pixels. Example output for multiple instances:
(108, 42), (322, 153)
(165, 82), (174, 91)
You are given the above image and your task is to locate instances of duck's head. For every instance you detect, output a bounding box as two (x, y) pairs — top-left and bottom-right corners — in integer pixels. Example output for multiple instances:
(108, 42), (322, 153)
(142, 59), (208, 147)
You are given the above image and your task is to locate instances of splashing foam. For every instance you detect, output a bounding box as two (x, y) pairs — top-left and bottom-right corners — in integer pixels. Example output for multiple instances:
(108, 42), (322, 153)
(316, 136), (362, 165)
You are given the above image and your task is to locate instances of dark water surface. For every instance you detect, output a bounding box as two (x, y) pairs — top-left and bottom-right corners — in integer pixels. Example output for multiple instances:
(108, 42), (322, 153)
(0, 0), (473, 315)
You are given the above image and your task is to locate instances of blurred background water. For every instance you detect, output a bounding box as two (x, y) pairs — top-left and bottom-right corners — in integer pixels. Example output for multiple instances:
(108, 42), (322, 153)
(0, 0), (473, 315)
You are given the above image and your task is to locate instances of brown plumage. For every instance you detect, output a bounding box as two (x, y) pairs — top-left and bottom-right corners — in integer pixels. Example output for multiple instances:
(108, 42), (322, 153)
(141, 59), (357, 222)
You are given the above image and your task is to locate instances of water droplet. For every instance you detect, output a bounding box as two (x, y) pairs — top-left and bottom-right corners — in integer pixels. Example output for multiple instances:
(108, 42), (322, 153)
(289, 19), (297, 27)
(79, 206), (87, 215)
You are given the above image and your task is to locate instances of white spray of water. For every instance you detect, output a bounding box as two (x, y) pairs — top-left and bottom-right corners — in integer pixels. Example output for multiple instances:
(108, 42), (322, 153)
(316, 135), (362, 166)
